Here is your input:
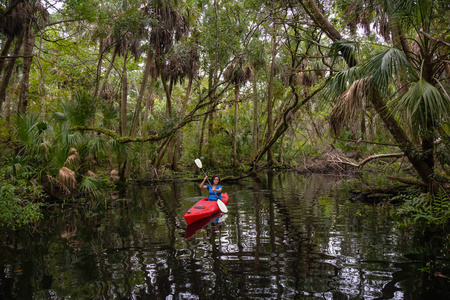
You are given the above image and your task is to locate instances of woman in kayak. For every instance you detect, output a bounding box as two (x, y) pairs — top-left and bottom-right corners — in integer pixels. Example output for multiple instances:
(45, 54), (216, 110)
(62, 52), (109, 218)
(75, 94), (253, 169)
(200, 175), (222, 201)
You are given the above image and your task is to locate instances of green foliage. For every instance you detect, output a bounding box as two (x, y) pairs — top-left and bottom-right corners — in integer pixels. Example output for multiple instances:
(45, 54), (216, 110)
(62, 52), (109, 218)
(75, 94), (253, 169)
(79, 176), (104, 199)
(396, 188), (450, 230)
(57, 90), (97, 127)
(390, 78), (450, 130)
(0, 169), (43, 229)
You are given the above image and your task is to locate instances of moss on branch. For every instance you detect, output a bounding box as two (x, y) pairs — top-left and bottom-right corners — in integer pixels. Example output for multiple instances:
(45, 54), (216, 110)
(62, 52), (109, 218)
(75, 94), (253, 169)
(71, 126), (166, 143)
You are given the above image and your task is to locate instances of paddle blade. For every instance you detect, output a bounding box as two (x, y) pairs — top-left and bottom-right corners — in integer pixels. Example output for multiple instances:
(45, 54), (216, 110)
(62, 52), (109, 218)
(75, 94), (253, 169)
(194, 158), (203, 169)
(217, 200), (228, 213)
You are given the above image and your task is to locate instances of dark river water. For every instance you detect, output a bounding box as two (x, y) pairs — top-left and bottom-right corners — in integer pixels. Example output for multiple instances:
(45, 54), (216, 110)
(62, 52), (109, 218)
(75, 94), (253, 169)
(1, 173), (449, 299)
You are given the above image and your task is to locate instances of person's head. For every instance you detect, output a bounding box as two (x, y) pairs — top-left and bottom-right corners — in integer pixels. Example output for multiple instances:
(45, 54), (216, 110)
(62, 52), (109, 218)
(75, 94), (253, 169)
(211, 175), (220, 185)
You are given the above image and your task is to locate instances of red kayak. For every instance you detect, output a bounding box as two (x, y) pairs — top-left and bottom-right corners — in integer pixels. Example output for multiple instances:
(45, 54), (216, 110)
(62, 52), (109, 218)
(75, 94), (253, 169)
(184, 193), (229, 225)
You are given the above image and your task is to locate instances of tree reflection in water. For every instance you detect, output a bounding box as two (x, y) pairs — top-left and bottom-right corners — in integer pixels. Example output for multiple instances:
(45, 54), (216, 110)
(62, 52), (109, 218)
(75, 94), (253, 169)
(0, 173), (449, 299)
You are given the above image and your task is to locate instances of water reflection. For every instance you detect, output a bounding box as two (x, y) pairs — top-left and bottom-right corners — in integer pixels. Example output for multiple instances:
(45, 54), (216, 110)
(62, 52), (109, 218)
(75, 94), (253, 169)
(0, 173), (449, 299)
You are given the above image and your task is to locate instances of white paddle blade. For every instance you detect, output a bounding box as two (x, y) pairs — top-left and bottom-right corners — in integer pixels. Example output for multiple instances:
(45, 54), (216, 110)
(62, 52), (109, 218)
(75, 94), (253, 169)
(194, 158), (203, 169)
(217, 200), (228, 213)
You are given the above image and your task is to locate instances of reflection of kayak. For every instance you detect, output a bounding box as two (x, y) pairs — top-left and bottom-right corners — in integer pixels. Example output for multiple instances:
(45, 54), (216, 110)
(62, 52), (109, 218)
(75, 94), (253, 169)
(185, 213), (228, 239)
(184, 193), (229, 225)
(185, 212), (219, 239)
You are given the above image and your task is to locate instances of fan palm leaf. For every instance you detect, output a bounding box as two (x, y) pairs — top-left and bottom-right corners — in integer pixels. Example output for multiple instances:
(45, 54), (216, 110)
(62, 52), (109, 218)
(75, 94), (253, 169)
(58, 167), (76, 192)
(79, 176), (103, 198)
(364, 47), (415, 94)
(323, 65), (361, 101)
(390, 78), (450, 129)
(330, 39), (358, 67)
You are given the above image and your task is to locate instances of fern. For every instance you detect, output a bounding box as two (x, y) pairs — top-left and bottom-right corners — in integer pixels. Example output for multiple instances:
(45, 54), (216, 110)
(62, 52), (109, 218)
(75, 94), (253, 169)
(396, 188), (450, 230)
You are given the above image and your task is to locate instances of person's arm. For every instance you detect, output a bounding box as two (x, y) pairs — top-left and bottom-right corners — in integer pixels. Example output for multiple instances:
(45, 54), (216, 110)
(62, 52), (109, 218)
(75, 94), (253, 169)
(200, 176), (208, 189)
(212, 185), (222, 193)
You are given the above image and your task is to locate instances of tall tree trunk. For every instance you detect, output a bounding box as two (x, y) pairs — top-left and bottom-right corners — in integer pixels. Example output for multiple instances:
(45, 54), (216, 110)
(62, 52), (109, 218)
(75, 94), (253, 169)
(97, 44), (119, 98)
(36, 33), (46, 120)
(233, 83), (239, 166)
(18, 26), (34, 115)
(131, 49), (154, 137)
(0, 35), (14, 75)
(207, 66), (216, 155)
(266, 23), (277, 165)
(0, 32), (24, 113)
(173, 75), (194, 170)
(162, 76), (172, 118)
(252, 78), (259, 157)
(159, 76), (176, 169)
(120, 51), (128, 136)
(142, 76), (156, 126)
(198, 114), (208, 159)
(93, 38), (104, 99)
(118, 50), (129, 182)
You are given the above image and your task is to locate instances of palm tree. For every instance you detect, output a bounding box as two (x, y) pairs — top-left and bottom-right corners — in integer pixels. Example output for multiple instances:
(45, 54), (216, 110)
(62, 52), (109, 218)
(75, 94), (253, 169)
(247, 41), (266, 158)
(141, 0), (191, 170)
(224, 57), (254, 167)
(321, 0), (450, 187)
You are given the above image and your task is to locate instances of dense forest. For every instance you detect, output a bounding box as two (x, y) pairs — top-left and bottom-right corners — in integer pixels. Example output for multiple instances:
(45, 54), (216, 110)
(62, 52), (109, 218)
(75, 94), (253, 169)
(0, 0), (449, 228)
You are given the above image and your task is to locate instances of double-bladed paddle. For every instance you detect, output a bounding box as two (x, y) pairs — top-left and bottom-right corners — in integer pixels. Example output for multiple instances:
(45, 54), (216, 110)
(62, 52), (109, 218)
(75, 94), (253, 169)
(195, 159), (228, 213)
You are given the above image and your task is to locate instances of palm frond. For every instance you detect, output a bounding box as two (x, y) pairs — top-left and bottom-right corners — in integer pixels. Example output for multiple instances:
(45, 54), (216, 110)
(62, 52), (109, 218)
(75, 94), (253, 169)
(14, 113), (45, 156)
(86, 137), (109, 154)
(322, 66), (361, 102)
(87, 170), (97, 177)
(79, 176), (103, 198)
(390, 78), (450, 129)
(330, 39), (358, 67)
(108, 138), (130, 159)
(58, 167), (77, 192)
(364, 47), (414, 94)
(65, 148), (80, 166)
(330, 78), (369, 135)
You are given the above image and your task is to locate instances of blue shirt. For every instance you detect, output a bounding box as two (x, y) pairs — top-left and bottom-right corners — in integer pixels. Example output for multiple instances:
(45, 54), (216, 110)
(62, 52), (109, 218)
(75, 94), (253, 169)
(206, 184), (222, 200)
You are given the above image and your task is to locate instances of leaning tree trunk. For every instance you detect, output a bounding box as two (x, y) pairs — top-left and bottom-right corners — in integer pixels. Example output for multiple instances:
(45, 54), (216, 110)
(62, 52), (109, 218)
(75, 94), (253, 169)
(0, 32), (24, 114)
(131, 48), (154, 137)
(18, 26), (35, 116)
(97, 44), (119, 98)
(0, 35), (14, 75)
(370, 93), (434, 185)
